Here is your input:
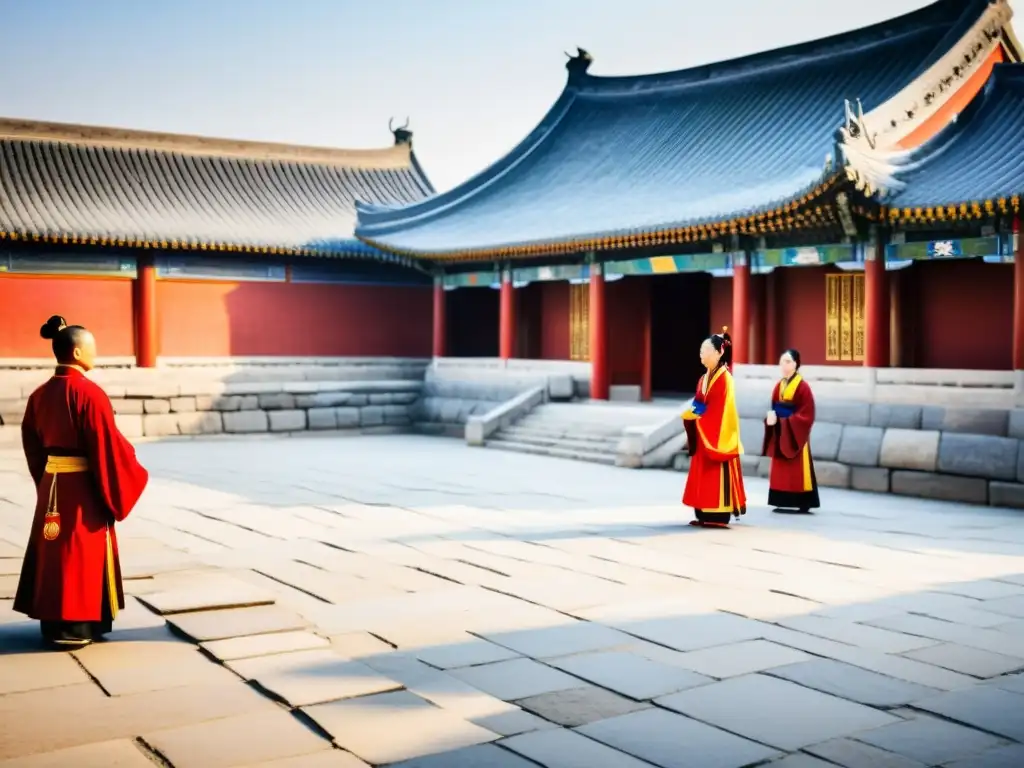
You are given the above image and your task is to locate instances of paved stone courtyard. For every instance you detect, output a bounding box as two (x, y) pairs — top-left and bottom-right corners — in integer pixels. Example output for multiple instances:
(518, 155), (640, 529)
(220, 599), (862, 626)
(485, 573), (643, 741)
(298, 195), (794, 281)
(2, 434), (1024, 767)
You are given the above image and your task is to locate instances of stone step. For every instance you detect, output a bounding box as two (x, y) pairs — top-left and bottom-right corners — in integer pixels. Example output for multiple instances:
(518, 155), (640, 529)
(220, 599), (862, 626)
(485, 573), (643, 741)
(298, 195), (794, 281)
(494, 430), (619, 454)
(501, 425), (621, 445)
(514, 416), (631, 434)
(485, 437), (618, 466)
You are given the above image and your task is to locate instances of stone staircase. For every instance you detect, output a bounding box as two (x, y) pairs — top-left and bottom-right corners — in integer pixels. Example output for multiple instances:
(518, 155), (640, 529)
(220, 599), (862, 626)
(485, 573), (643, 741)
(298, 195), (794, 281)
(485, 402), (681, 465)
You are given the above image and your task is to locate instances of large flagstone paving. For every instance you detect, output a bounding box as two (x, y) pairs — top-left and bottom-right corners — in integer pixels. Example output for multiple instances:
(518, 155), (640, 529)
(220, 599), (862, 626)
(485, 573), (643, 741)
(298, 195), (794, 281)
(1, 434), (1024, 766)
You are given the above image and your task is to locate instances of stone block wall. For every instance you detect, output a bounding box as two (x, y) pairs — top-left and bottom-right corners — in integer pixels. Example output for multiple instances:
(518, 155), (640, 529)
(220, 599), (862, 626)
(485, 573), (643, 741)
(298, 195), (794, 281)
(717, 394), (1024, 509)
(113, 381), (421, 439)
(413, 375), (532, 438)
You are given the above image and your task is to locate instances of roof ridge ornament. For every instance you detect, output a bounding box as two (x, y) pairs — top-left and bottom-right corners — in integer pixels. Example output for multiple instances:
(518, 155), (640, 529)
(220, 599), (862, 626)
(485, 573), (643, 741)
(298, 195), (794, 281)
(852, 0), (1011, 151)
(389, 117), (413, 146)
(565, 48), (593, 84)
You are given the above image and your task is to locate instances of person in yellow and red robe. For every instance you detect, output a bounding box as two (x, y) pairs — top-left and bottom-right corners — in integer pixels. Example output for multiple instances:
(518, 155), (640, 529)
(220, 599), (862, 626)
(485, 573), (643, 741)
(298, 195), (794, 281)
(681, 328), (747, 528)
(15, 315), (150, 647)
(762, 348), (820, 514)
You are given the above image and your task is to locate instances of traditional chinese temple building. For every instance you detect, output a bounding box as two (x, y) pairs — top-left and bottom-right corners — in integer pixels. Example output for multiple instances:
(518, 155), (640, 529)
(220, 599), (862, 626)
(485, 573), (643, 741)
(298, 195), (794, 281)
(1, 0), (1022, 403)
(356, 0), (1023, 399)
(0, 118), (435, 361)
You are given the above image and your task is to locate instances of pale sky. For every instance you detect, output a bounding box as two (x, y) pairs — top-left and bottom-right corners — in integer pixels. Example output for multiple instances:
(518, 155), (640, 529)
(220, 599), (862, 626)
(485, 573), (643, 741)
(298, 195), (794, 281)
(2, 0), (1019, 192)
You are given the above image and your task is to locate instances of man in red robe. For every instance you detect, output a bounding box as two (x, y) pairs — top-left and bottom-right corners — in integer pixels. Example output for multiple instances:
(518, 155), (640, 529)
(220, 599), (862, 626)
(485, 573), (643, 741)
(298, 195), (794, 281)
(14, 315), (150, 647)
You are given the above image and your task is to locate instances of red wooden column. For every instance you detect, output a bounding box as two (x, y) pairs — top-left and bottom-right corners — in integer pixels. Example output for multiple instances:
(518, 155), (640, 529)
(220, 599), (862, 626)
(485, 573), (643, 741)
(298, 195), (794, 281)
(641, 282), (652, 402)
(432, 277), (446, 358)
(889, 269), (902, 368)
(864, 236), (890, 368)
(1013, 215), (1024, 370)
(764, 270), (781, 364)
(134, 254), (158, 368)
(749, 274), (766, 363)
(731, 251), (751, 364)
(499, 266), (515, 360)
(589, 262), (610, 401)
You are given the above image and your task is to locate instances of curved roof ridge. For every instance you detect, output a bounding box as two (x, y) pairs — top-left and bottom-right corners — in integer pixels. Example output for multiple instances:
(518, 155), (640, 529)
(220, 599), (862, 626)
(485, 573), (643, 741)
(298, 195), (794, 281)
(0, 117), (414, 170)
(355, 90), (578, 230)
(573, 0), (986, 96)
(880, 62), (1024, 209)
(895, 63), (1022, 172)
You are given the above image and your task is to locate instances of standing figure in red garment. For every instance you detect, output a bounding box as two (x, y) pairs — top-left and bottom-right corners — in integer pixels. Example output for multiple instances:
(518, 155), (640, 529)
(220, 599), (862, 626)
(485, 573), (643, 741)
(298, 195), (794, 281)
(14, 315), (149, 647)
(762, 348), (820, 514)
(681, 328), (747, 528)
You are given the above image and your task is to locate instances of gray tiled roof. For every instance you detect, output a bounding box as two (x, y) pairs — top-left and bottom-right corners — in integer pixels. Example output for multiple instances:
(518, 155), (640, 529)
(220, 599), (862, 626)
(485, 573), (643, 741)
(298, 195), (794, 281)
(884, 64), (1024, 210)
(0, 118), (433, 258)
(355, 0), (999, 260)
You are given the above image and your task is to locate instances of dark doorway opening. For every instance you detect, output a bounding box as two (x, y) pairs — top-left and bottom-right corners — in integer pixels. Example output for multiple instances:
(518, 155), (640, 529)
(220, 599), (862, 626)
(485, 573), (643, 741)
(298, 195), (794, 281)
(447, 287), (499, 357)
(650, 272), (711, 395)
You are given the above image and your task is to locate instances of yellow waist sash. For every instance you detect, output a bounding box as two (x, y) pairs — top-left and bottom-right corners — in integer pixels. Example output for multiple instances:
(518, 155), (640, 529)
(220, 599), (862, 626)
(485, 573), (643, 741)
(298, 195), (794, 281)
(45, 456), (90, 474)
(42, 456), (90, 542)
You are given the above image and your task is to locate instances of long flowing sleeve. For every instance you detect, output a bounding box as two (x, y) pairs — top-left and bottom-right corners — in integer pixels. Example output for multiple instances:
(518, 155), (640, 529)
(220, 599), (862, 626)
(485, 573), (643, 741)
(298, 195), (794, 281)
(20, 397), (46, 486)
(80, 385), (149, 522)
(762, 381), (782, 457)
(773, 380), (815, 460)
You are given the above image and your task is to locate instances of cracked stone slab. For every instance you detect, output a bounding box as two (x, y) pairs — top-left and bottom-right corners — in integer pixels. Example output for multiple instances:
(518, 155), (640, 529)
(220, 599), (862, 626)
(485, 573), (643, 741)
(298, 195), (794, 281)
(612, 612), (768, 652)
(0, 739), (156, 767)
(447, 658), (585, 701)
(387, 743), (539, 767)
(852, 713), (1006, 765)
(656, 674), (898, 751)
(767, 659), (941, 708)
(413, 636), (521, 670)
(137, 575), (276, 615)
(166, 604), (307, 642)
(303, 690), (497, 765)
(73, 634), (239, 696)
(902, 643), (1024, 679)
(777, 615), (937, 654)
(201, 630), (330, 662)
(0, 646), (91, 695)
(477, 622), (634, 659)
(547, 650), (712, 700)
(514, 685), (650, 727)
(804, 738), (928, 768)
(240, 750), (369, 767)
(502, 727), (656, 768)
(942, 743), (1024, 768)
(670, 639), (812, 679)
(910, 685), (1024, 742)
(142, 710), (332, 767)
(576, 707), (782, 768)
(228, 649), (403, 707)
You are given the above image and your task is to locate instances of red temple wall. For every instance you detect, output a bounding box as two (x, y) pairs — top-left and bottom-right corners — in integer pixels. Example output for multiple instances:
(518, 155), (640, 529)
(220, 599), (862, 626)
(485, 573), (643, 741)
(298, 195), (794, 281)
(0, 274), (135, 357)
(776, 266), (838, 366)
(908, 260), (1011, 370)
(539, 281), (570, 360)
(607, 277), (649, 386)
(156, 280), (432, 357)
(709, 278), (732, 339)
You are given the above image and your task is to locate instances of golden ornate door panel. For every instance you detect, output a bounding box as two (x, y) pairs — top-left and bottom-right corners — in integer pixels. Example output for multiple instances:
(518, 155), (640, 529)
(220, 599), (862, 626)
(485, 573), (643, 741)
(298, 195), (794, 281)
(569, 283), (590, 361)
(825, 273), (865, 362)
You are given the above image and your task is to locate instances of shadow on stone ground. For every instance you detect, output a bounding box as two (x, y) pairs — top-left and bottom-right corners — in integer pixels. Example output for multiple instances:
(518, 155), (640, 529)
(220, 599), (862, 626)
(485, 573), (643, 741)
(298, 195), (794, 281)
(0, 435), (1023, 766)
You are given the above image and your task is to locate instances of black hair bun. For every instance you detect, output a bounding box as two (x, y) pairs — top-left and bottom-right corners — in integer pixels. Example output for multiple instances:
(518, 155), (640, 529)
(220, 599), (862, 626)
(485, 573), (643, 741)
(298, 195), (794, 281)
(40, 315), (66, 340)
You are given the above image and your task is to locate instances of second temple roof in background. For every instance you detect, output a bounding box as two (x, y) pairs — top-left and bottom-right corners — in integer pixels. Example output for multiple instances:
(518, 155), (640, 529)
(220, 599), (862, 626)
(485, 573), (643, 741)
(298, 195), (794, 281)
(356, 0), (1013, 261)
(0, 118), (434, 260)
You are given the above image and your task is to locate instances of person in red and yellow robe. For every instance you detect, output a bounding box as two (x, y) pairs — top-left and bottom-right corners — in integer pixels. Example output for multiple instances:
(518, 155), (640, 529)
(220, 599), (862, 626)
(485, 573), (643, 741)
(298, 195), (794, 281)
(681, 329), (747, 528)
(762, 348), (820, 514)
(14, 315), (149, 647)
